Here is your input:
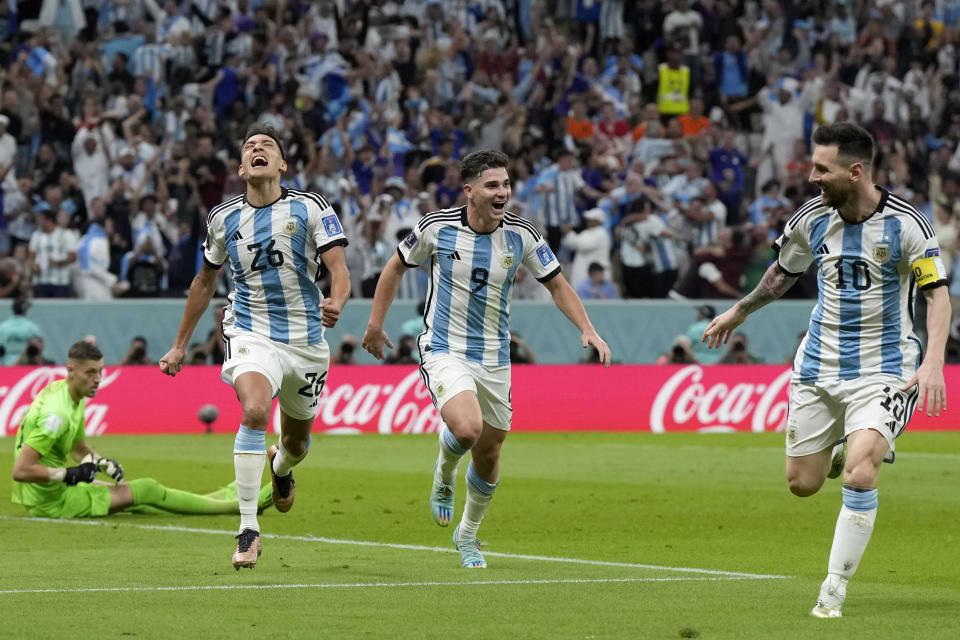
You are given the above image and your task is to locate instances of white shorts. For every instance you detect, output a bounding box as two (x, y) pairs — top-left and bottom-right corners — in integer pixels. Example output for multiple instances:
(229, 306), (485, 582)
(785, 375), (919, 461)
(419, 353), (512, 431)
(221, 329), (330, 420)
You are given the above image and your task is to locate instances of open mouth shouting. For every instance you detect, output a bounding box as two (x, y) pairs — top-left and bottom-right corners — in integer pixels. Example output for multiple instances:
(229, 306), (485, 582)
(250, 155), (269, 168)
(491, 200), (507, 212)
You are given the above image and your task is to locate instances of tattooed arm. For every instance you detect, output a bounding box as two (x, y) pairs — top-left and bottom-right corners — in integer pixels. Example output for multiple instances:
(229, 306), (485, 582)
(701, 262), (799, 349)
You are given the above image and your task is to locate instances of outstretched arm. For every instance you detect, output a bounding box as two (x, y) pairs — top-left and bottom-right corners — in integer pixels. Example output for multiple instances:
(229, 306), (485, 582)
(361, 254), (407, 359)
(159, 263), (219, 375)
(702, 261), (798, 349)
(901, 285), (950, 416)
(543, 273), (611, 366)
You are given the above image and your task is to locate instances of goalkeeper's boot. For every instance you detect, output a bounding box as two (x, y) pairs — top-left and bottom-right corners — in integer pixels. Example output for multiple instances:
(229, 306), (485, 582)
(232, 528), (261, 570)
(827, 440), (847, 480)
(268, 445), (296, 513)
(810, 574), (846, 618)
(429, 464), (455, 527)
(452, 524), (486, 569)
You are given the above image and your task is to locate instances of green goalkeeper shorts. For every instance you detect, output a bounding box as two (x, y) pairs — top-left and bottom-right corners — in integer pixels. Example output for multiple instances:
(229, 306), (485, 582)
(25, 483), (112, 518)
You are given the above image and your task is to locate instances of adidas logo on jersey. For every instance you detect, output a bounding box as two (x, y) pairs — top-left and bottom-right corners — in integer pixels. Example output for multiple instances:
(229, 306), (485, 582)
(232, 230), (244, 241)
(447, 250), (461, 261)
(815, 244), (829, 256)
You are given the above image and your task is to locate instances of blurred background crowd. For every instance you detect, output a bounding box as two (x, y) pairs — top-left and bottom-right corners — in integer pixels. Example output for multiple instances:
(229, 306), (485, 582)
(1, 0), (960, 364)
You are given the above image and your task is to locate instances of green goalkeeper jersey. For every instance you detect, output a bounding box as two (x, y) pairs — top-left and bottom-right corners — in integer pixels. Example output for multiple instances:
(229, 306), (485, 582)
(11, 379), (87, 507)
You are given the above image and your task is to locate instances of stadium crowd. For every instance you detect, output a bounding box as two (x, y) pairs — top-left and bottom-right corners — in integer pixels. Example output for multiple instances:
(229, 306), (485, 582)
(0, 0), (959, 361)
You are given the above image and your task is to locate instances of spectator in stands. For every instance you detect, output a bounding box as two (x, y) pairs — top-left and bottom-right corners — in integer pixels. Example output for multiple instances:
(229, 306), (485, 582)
(0, 298), (42, 365)
(575, 261), (619, 300)
(119, 336), (152, 366)
(718, 332), (764, 364)
(16, 336), (54, 366)
(333, 335), (359, 366)
(384, 334), (417, 365)
(683, 304), (723, 365)
(562, 207), (612, 291)
(28, 206), (76, 298)
(74, 197), (120, 301)
(656, 334), (699, 365)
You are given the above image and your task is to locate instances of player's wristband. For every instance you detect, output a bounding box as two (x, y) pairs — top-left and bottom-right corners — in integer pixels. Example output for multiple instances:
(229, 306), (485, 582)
(49, 468), (66, 483)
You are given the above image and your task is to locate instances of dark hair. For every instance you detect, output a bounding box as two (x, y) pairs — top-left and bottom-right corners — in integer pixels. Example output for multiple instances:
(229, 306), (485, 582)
(12, 298), (29, 315)
(460, 149), (509, 183)
(588, 261), (605, 273)
(67, 340), (103, 362)
(811, 122), (875, 169)
(242, 123), (286, 160)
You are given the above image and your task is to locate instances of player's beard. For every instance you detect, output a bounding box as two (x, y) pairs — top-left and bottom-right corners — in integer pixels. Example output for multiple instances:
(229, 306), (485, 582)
(820, 183), (850, 210)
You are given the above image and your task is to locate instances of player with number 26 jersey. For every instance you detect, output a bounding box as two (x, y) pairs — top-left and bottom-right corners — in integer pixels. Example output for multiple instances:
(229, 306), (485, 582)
(204, 187), (348, 347)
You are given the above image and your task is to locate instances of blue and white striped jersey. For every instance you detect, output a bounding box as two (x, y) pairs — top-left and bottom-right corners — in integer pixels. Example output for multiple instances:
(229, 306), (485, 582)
(774, 189), (948, 383)
(203, 188), (348, 347)
(398, 207), (561, 367)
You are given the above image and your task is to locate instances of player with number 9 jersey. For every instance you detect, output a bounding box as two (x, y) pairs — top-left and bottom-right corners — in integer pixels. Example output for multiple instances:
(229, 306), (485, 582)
(398, 206), (560, 367)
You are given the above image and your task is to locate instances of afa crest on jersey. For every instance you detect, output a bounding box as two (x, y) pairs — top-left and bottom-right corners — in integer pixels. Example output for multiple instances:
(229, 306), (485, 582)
(874, 242), (889, 263)
(501, 253), (515, 268)
(283, 220), (298, 235)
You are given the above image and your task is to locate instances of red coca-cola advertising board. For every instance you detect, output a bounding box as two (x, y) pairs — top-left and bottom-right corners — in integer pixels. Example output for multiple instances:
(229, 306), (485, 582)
(0, 365), (956, 436)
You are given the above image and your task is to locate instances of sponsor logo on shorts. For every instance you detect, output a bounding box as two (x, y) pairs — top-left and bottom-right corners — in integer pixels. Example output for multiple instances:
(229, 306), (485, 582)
(436, 383), (445, 397)
(787, 426), (797, 443)
(236, 346), (249, 356)
(322, 215), (342, 237)
(536, 245), (555, 267)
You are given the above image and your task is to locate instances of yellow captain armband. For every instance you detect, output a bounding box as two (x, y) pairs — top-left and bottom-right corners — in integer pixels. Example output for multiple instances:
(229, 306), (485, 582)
(911, 254), (948, 288)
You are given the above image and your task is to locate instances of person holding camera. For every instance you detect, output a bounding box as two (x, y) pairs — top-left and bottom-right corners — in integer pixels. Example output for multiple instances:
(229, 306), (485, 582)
(0, 297), (43, 364)
(120, 336), (152, 365)
(718, 331), (763, 364)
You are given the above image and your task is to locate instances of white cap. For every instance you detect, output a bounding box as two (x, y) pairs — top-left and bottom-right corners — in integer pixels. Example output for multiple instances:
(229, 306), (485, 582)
(583, 208), (606, 223)
(384, 176), (406, 191)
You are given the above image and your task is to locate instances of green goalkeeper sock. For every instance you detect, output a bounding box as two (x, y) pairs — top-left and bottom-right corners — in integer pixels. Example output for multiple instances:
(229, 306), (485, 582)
(129, 478), (269, 515)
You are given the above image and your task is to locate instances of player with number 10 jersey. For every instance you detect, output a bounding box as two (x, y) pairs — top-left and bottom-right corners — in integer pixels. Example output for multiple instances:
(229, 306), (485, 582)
(774, 189), (946, 384)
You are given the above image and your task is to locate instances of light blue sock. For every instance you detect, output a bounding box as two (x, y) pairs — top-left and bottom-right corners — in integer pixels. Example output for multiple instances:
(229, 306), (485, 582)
(234, 425), (266, 532)
(458, 461), (498, 542)
(436, 425), (471, 485)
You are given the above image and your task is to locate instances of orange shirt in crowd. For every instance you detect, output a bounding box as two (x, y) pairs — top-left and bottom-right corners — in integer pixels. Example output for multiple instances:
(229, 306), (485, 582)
(677, 114), (711, 137)
(567, 117), (596, 140)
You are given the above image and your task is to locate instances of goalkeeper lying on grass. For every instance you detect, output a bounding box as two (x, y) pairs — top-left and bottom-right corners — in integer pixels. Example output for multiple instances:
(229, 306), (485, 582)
(11, 340), (271, 518)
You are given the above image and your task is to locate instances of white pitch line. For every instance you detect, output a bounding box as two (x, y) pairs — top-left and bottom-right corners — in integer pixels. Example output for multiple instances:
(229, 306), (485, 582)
(0, 576), (767, 596)
(0, 516), (789, 580)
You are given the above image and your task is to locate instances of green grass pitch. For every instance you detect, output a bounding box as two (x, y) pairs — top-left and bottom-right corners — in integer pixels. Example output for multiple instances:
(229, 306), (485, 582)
(2, 431), (958, 639)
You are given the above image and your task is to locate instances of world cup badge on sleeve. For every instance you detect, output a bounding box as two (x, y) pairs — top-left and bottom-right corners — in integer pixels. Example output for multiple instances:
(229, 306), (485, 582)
(536, 245), (555, 267)
(323, 214), (343, 237)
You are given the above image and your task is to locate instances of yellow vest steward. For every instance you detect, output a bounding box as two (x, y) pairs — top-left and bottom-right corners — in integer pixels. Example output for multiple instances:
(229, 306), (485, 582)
(657, 63), (690, 115)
